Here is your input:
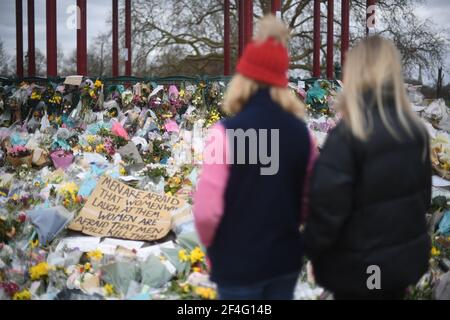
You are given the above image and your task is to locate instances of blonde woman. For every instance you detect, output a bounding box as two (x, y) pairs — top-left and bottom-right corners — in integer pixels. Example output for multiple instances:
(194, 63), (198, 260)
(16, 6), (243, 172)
(304, 36), (431, 300)
(193, 15), (317, 300)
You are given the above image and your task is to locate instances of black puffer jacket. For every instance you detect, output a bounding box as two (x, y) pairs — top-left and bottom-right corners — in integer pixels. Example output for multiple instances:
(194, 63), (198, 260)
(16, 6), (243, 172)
(304, 105), (431, 294)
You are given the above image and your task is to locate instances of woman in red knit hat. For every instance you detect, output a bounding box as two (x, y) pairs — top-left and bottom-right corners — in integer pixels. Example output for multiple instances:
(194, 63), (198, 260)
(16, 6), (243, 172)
(193, 15), (318, 300)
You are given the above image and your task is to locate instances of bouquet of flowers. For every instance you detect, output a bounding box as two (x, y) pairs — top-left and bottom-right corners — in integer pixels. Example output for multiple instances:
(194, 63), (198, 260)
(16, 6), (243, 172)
(7, 146), (30, 158)
(50, 149), (74, 170)
(47, 92), (63, 116)
(97, 128), (128, 149)
(204, 108), (222, 128)
(0, 212), (27, 243)
(164, 165), (193, 196)
(5, 194), (43, 214)
(138, 163), (167, 180)
(161, 247), (215, 300)
(6, 146), (32, 168)
(58, 182), (84, 212)
(431, 134), (450, 179)
(305, 80), (340, 115)
(191, 83), (207, 111)
(30, 89), (42, 101)
(142, 139), (171, 164)
(79, 80), (104, 116)
(205, 82), (225, 112)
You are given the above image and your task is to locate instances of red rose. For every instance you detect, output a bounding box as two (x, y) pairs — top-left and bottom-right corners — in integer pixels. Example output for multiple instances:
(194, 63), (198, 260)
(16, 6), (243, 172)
(0, 282), (19, 297)
(18, 213), (27, 223)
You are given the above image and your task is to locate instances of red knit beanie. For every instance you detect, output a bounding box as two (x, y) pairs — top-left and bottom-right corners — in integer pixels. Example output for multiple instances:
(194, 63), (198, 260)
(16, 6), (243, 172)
(236, 37), (289, 87)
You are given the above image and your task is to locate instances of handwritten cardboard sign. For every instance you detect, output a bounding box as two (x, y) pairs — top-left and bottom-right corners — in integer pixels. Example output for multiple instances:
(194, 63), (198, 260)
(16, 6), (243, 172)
(69, 176), (184, 241)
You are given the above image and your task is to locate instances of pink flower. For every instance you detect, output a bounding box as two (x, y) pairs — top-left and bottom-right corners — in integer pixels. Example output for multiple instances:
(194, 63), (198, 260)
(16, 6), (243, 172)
(164, 120), (179, 133)
(169, 85), (179, 103)
(9, 146), (26, 153)
(7, 145), (30, 157)
(112, 122), (130, 140)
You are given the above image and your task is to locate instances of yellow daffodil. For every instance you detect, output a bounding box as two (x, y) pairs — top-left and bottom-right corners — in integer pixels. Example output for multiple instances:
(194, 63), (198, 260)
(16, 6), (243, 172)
(30, 239), (39, 249)
(195, 287), (217, 300)
(60, 182), (79, 197)
(190, 247), (205, 264)
(431, 247), (441, 257)
(96, 144), (106, 153)
(87, 249), (103, 261)
(31, 91), (41, 100)
(192, 267), (201, 273)
(119, 167), (127, 176)
(29, 262), (51, 280)
(13, 289), (32, 300)
(178, 249), (189, 263)
(94, 80), (103, 89)
(59, 182), (79, 206)
(179, 89), (185, 98)
(84, 263), (91, 272)
(104, 284), (115, 296)
(86, 135), (96, 145)
(49, 95), (62, 104)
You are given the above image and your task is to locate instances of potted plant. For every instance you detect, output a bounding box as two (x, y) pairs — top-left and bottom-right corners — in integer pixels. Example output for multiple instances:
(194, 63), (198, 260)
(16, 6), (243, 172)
(6, 145), (32, 168)
(50, 149), (74, 170)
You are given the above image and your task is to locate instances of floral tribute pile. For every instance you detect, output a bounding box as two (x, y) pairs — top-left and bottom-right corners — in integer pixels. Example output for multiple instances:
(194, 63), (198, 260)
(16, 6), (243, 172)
(0, 78), (448, 300)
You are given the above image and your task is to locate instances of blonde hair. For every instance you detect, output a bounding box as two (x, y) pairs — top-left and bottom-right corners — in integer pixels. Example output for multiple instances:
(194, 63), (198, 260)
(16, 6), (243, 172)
(222, 15), (305, 119)
(338, 36), (426, 142)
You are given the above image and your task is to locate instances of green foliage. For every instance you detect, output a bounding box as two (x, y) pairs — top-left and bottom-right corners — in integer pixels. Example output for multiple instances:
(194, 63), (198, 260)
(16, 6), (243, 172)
(430, 196), (449, 212)
(143, 140), (171, 164)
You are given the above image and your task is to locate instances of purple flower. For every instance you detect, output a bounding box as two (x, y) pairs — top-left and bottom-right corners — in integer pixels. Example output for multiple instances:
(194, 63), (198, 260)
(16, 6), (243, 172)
(104, 138), (116, 156)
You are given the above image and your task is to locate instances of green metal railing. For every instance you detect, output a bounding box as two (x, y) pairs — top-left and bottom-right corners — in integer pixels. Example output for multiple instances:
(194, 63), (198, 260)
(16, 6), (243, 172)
(0, 75), (233, 86)
(0, 75), (340, 90)
(0, 75), (338, 84)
